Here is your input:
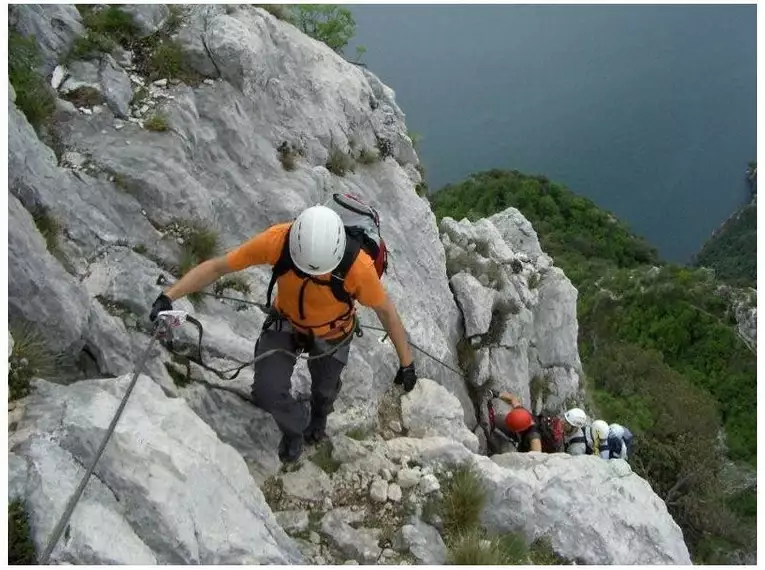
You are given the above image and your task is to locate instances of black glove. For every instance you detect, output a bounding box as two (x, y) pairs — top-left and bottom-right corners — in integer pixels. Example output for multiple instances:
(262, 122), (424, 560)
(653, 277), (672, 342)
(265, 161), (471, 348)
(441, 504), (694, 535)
(394, 362), (417, 392)
(150, 293), (173, 322)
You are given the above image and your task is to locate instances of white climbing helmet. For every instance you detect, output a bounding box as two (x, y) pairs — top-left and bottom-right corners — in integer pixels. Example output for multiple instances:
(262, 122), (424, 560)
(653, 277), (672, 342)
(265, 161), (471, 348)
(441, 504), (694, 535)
(563, 407), (587, 428)
(591, 420), (610, 440)
(289, 205), (347, 275)
(609, 423), (625, 439)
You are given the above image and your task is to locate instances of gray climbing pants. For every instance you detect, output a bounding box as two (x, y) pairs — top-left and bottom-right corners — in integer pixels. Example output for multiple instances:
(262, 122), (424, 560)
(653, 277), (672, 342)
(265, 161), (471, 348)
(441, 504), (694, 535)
(250, 316), (352, 438)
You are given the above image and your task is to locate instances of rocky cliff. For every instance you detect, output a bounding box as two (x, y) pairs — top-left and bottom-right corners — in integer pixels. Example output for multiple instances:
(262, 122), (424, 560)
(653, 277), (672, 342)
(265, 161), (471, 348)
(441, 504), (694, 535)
(8, 4), (691, 565)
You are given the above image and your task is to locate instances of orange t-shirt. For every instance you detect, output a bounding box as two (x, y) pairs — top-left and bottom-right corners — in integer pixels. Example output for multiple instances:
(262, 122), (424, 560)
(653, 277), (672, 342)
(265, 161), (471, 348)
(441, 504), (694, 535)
(226, 223), (387, 339)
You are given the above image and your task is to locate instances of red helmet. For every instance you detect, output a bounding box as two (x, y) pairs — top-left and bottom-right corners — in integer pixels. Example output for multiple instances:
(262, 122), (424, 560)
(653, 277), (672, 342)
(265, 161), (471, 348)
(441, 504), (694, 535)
(505, 407), (534, 433)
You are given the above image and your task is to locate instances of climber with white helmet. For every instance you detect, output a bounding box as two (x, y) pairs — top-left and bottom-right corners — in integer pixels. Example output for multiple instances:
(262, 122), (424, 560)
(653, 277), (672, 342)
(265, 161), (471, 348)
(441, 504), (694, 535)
(150, 200), (416, 463)
(590, 419), (613, 458)
(606, 422), (634, 460)
(562, 407), (590, 456)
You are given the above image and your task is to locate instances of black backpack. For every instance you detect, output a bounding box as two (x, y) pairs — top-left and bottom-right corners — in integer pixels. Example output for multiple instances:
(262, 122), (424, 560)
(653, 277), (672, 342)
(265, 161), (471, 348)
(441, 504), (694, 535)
(266, 193), (388, 324)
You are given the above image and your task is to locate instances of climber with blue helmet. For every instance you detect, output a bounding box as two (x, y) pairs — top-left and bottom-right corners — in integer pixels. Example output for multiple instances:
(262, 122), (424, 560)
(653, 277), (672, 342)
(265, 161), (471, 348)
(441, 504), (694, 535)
(607, 423), (634, 460)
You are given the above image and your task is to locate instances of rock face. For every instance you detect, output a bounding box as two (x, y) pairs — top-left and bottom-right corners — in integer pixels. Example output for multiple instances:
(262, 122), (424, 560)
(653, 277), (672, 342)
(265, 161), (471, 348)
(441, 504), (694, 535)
(118, 4), (170, 36)
(9, 4), (84, 76)
(386, 438), (692, 565)
(9, 3), (471, 441)
(484, 453), (691, 565)
(394, 519), (448, 564)
(9, 375), (303, 564)
(8, 193), (91, 355)
(440, 210), (582, 414)
(401, 378), (479, 453)
(8, 5), (693, 567)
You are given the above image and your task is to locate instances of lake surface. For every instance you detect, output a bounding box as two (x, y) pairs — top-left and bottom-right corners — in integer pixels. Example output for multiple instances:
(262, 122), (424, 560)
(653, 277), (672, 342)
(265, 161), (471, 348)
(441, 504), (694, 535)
(347, 5), (756, 263)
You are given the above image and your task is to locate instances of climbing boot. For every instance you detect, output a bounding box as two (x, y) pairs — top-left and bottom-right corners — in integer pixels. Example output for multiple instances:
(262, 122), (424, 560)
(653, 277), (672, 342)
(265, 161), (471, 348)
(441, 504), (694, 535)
(303, 414), (328, 445)
(278, 433), (304, 463)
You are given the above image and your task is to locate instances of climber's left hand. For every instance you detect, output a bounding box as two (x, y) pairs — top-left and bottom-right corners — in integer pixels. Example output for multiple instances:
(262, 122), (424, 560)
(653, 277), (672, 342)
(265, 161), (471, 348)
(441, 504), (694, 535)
(395, 362), (417, 392)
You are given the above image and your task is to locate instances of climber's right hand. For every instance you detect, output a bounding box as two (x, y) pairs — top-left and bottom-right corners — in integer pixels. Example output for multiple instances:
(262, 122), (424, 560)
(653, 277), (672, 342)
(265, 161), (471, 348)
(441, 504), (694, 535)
(150, 293), (173, 322)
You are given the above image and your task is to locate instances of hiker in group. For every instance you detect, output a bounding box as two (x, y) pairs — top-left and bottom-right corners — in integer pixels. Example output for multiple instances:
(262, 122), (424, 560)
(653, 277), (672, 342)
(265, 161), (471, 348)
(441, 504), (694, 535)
(561, 407), (590, 456)
(590, 420), (613, 458)
(494, 392), (542, 452)
(607, 422), (634, 461)
(149, 195), (417, 463)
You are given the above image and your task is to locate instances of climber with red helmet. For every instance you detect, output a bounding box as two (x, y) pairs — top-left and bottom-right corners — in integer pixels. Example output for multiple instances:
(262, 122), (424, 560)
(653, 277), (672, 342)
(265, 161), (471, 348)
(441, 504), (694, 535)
(149, 200), (416, 464)
(495, 391), (542, 452)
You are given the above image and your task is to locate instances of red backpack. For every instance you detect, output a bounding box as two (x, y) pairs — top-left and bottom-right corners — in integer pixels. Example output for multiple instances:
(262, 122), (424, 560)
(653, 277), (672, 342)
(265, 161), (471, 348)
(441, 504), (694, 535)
(536, 414), (565, 453)
(266, 193), (389, 317)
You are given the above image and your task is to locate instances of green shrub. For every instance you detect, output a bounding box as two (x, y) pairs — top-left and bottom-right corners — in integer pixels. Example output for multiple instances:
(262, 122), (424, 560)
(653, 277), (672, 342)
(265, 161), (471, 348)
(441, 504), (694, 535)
(213, 276), (251, 297)
(69, 5), (140, 60)
(376, 136), (394, 160)
(183, 222), (219, 262)
(9, 31), (56, 131)
(144, 113), (169, 132)
(163, 360), (191, 388)
(439, 465), (486, 537)
(693, 203), (756, 288)
(432, 165), (756, 563)
(326, 146), (355, 177)
(446, 529), (528, 565)
(277, 142), (300, 171)
(345, 427), (370, 441)
(146, 40), (184, 81)
(9, 321), (56, 401)
(353, 44), (367, 64)
(68, 31), (117, 61)
(8, 499), (36, 564)
(529, 537), (569, 564)
(174, 221), (219, 305)
(132, 243), (148, 255)
(310, 441), (341, 474)
(31, 207), (61, 254)
(165, 5), (185, 33)
(62, 86), (103, 108)
(357, 148), (380, 165)
(80, 5), (140, 43)
(293, 5), (356, 54)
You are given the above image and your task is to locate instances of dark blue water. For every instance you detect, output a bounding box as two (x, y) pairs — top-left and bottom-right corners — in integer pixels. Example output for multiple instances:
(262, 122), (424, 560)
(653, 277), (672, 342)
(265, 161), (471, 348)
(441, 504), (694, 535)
(347, 5), (756, 263)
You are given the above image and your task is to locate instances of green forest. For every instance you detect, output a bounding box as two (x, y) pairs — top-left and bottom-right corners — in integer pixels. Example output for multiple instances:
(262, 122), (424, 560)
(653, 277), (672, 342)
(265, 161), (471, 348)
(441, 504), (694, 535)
(430, 168), (757, 564)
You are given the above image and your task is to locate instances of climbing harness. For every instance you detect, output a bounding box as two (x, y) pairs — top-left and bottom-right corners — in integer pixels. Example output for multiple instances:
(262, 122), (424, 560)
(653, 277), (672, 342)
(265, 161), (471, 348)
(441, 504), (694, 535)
(162, 309), (361, 384)
(39, 312), (182, 564)
(155, 273), (465, 378)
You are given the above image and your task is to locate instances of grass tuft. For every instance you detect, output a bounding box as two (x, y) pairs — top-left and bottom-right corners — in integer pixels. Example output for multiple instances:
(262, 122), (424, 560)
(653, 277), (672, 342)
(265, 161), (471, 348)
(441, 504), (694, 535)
(326, 146), (355, 177)
(9, 31), (56, 131)
(31, 206), (61, 254)
(277, 142), (300, 171)
(144, 112), (169, 132)
(310, 441), (341, 474)
(446, 529), (528, 565)
(62, 86), (103, 108)
(9, 321), (57, 401)
(213, 276), (251, 297)
(357, 148), (380, 165)
(438, 465), (487, 538)
(345, 427), (370, 441)
(8, 499), (36, 564)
